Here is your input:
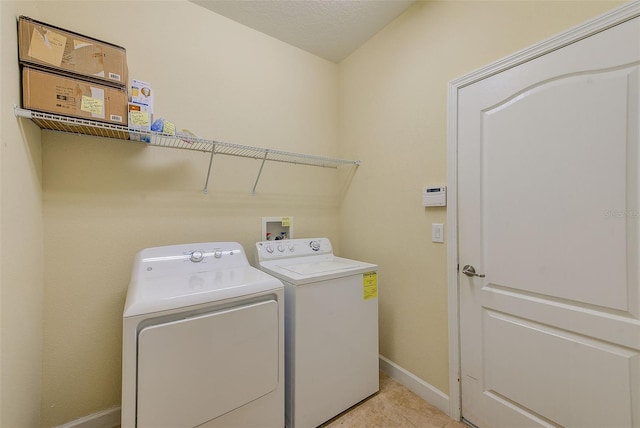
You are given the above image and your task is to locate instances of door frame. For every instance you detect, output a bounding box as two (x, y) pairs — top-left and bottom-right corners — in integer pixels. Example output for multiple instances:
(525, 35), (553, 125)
(445, 1), (640, 421)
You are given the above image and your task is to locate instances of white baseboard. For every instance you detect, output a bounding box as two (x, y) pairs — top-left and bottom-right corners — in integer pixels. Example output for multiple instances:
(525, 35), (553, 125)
(379, 355), (450, 416)
(55, 406), (121, 428)
(55, 358), (447, 427)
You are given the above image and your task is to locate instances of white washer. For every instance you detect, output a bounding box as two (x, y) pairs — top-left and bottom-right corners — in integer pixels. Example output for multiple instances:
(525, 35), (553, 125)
(255, 238), (379, 428)
(122, 242), (284, 428)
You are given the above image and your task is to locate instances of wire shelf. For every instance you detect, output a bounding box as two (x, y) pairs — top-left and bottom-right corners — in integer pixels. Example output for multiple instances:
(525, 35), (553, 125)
(14, 107), (360, 168)
(15, 107), (360, 194)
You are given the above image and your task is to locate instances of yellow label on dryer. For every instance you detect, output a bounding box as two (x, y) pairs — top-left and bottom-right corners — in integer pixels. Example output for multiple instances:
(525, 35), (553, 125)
(363, 271), (378, 300)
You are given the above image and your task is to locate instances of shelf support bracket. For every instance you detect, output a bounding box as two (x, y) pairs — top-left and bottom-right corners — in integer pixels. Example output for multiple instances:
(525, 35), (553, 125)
(203, 144), (216, 194)
(14, 105), (32, 119)
(252, 150), (269, 196)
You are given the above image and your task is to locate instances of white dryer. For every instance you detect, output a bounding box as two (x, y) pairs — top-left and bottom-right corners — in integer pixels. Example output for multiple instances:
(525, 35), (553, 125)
(255, 238), (379, 428)
(122, 242), (284, 428)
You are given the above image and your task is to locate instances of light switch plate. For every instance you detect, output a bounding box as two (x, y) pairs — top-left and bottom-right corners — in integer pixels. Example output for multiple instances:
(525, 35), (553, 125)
(432, 223), (444, 243)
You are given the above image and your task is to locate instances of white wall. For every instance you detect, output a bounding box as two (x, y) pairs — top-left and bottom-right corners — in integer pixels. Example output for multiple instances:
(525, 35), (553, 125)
(1, 1), (44, 426)
(0, 0), (626, 426)
(338, 0), (624, 395)
(30, 1), (342, 426)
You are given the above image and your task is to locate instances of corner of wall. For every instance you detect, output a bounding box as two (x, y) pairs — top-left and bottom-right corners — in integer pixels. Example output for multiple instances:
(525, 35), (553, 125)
(1, 2), (44, 427)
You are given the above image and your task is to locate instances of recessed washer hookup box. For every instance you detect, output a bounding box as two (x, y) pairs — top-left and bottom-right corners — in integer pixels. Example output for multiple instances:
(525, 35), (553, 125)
(22, 67), (128, 126)
(18, 15), (128, 87)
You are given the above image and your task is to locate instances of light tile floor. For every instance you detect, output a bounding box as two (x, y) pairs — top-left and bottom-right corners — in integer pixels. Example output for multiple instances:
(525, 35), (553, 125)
(320, 372), (467, 428)
(117, 372), (465, 428)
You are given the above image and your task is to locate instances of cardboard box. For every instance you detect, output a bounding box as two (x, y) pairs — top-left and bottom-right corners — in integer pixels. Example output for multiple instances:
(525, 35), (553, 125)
(18, 16), (127, 87)
(22, 67), (128, 126)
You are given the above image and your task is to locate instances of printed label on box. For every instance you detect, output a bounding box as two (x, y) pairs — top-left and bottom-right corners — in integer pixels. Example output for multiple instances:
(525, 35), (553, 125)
(54, 86), (75, 108)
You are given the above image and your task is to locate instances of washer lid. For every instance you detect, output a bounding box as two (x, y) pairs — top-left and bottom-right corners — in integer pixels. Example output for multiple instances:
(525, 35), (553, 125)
(279, 259), (361, 275)
(259, 255), (377, 285)
(124, 266), (282, 317)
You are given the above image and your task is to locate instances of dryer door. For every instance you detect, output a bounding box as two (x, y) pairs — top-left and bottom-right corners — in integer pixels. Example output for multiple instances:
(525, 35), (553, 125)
(136, 300), (279, 427)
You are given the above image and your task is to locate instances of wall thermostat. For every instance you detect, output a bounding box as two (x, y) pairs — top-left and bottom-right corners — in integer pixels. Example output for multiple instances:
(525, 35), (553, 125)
(423, 186), (446, 207)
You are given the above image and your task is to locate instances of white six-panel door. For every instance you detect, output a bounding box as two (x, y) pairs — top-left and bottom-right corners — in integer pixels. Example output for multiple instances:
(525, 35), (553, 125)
(454, 6), (640, 427)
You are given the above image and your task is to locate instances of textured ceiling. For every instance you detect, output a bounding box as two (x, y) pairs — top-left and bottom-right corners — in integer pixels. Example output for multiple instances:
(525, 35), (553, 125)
(191, 0), (416, 63)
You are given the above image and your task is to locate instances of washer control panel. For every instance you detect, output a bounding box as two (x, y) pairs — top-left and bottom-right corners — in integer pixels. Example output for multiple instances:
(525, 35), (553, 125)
(256, 238), (333, 262)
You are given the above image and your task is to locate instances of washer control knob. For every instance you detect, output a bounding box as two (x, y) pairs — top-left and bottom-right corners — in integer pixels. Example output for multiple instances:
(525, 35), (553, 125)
(190, 250), (204, 263)
(288, 245), (295, 252)
(265, 245), (274, 253)
(214, 251), (223, 259)
(310, 240), (321, 251)
(277, 244), (285, 252)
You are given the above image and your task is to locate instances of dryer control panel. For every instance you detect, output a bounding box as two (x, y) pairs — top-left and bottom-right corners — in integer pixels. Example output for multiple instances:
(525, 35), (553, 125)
(256, 238), (333, 262)
(134, 242), (248, 279)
